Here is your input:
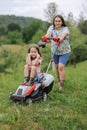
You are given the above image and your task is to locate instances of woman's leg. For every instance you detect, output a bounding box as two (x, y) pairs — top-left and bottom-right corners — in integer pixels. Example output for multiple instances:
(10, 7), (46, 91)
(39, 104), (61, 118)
(53, 53), (70, 90)
(55, 63), (65, 88)
(58, 63), (65, 87)
(55, 64), (60, 81)
(58, 53), (70, 89)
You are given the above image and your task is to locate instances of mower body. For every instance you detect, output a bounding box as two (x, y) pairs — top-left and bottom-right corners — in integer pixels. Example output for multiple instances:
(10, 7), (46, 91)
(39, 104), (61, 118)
(10, 73), (54, 103)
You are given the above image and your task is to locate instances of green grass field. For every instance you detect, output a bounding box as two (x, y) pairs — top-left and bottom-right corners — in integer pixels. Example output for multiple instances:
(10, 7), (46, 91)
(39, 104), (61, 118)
(0, 45), (87, 130)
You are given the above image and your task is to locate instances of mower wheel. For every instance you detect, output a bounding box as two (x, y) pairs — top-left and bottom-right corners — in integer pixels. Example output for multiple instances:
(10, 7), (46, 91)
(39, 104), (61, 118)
(9, 92), (14, 99)
(43, 92), (47, 101)
(26, 98), (32, 105)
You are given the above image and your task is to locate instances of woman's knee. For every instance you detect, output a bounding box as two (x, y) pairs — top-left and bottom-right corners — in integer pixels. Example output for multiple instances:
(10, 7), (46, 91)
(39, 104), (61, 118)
(59, 64), (65, 71)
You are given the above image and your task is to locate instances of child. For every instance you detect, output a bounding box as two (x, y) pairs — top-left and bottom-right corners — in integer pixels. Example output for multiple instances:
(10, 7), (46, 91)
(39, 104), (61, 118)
(23, 44), (42, 84)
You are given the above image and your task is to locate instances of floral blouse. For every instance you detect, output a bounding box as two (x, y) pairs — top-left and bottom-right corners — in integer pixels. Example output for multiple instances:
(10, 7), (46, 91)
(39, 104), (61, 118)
(47, 25), (71, 55)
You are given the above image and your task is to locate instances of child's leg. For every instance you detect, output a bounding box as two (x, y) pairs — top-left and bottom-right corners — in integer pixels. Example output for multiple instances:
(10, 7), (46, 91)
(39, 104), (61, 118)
(29, 66), (37, 84)
(23, 64), (30, 83)
(30, 66), (37, 78)
(24, 64), (30, 77)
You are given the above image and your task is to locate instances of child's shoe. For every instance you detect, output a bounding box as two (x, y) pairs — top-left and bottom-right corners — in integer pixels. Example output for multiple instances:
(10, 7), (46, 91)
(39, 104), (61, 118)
(23, 77), (29, 84)
(28, 78), (34, 85)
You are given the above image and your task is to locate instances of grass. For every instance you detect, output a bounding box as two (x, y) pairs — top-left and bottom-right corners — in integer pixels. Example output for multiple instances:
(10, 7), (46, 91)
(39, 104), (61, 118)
(0, 45), (87, 130)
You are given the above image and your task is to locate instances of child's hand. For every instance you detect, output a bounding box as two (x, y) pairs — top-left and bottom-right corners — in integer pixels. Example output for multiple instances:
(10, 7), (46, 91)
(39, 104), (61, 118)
(37, 54), (40, 59)
(27, 53), (31, 58)
(26, 53), (31, 62)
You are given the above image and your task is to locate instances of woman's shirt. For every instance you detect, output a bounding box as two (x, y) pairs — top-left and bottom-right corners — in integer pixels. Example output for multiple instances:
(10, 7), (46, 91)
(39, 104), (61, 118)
(47, 25), (71, 55)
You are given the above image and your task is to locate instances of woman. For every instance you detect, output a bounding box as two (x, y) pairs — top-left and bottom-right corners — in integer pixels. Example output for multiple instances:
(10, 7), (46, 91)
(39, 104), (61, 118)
(42, 15), (71, 90)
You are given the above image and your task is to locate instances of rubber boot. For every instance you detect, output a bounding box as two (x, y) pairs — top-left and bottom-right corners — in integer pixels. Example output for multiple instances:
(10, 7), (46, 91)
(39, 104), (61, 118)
(58, 80), (65, 91)
(28, 78), (34, 85)
(23, 77), (29, 84)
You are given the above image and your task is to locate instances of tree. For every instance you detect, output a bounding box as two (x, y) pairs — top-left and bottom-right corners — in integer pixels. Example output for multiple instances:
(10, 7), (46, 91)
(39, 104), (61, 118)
(7, 22), (21, 32)
(44, 2), (58, 23)
(78, 20), (87, 34)
(0, 26), (6, 36)
(81, 1), (87, 20)
(67, 12), (76, 26)
(78, 8), (87, 34)
(31, 29), (45, 43)
(22, 20), (41, 43)
(78, 1), (87, 31)
(5, 31), (22, 44)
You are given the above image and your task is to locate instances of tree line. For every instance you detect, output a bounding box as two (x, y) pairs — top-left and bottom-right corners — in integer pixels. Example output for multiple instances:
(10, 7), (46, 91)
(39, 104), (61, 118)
(0, 13), (87, 65)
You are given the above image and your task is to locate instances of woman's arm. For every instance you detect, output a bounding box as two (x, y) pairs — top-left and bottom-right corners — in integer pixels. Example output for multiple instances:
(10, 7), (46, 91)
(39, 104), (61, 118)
(59, 27), (69, 42)
(59, 33), (68, 42)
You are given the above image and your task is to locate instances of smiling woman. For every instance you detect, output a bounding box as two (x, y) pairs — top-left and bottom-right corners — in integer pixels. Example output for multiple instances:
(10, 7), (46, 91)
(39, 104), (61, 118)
(41, 14), (71, 91)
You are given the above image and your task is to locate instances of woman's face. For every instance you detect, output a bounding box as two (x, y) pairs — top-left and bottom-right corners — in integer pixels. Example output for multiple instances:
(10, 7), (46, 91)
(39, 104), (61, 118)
(54, 17), (62, 29)
(30, 47), (38, 59)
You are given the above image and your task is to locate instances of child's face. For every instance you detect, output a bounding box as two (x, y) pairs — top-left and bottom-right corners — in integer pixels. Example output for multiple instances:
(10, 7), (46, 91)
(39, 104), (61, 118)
(30, 47), (38, 58)
(54, 17), (62, 29)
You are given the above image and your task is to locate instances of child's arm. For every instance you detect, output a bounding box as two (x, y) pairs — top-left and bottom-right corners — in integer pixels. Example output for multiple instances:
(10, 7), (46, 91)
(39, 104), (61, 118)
(26, 53), (32, 65)
(32, 54), (42, 66)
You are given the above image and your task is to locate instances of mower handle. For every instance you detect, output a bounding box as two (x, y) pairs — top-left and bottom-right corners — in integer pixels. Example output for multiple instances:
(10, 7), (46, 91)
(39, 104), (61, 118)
(38, 36), (60, 48)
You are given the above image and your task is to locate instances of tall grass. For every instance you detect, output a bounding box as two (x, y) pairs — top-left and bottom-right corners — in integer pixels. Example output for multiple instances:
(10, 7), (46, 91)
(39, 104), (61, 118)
(0, 45), (87, 130)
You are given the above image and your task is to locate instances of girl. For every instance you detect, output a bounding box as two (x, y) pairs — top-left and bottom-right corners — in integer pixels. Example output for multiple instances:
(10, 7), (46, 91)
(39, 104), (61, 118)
(42, 15), (71, 90)
(23, 44), (42, 84)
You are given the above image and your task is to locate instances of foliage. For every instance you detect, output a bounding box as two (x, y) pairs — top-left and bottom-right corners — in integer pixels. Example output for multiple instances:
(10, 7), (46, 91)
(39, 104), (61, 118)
(22, 20), (41, 43)
(69, 26), (87, 64)
(0, 15), (39, 27)
(5, 31), (22, 44)
(0, 26), (6, 36)
(0, 45), (25, 73)
(22, 20), (49, 43)
(7, 23), (21, 32)
(31, 29), (45, 44)
(78, 20), (87, 34)
(0, 15), (87, 64)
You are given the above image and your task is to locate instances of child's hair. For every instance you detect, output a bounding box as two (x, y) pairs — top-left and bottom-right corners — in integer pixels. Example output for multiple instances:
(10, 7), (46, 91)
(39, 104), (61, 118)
(53, 15), (67, 27)
(28, 44), (42, 57)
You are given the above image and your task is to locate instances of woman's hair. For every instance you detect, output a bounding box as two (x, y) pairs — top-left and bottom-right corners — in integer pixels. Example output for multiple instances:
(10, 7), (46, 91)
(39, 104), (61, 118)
(28, 44), (42, 57)
(53, 15), (66, 27)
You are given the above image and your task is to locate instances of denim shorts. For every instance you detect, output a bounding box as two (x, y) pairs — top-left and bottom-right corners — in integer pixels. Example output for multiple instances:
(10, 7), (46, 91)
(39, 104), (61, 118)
(53, 52), (71, 65)
(34, 72), (43, 82)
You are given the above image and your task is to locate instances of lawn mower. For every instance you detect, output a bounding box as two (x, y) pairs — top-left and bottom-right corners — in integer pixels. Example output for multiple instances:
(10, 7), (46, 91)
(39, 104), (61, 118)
(9, 73), (54, 104)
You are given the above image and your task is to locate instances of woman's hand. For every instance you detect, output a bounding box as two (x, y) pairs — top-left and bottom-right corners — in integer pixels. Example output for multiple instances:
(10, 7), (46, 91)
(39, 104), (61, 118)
(41, 35), (48, 42)
(53, 36), (60, 42)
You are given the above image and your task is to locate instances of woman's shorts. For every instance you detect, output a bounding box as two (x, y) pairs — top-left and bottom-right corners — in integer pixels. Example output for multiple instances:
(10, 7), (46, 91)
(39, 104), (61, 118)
(53, 52), (71, 65)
